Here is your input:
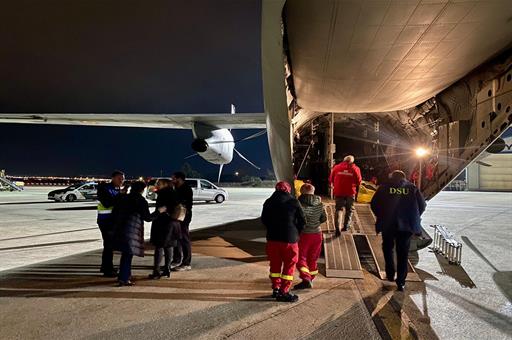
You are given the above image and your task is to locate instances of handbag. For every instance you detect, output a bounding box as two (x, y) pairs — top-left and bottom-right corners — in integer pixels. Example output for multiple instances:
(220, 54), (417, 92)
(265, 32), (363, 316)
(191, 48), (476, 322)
(170, 204), (187, 222)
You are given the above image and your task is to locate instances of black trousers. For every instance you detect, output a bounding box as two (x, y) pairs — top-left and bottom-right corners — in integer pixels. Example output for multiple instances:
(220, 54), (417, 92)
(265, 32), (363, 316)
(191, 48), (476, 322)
(382, 229), (412, 285)
(153, 246), (173, 274)
(98, 218), (115, 273)
(173, 222), (191, 266)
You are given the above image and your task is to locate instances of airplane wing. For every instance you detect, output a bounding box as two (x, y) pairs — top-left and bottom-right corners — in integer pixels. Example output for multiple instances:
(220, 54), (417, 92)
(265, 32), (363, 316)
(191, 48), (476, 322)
(0, 113), (267, 129)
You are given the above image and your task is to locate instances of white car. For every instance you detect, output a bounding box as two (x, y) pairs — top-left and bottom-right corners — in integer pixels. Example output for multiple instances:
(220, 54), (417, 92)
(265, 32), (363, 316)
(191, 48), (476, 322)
(146, 178), (228, 203)
(48, 182), (98, 202)
(186, 178), (228, 203)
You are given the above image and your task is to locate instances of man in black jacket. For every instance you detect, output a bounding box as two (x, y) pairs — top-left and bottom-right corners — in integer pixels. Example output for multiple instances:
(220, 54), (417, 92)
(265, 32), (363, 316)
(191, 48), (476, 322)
(261, 181), (305, 302)
(370, 170), (426, 291)
(171, 171), (193, 271)
(97, 170), (125, 277)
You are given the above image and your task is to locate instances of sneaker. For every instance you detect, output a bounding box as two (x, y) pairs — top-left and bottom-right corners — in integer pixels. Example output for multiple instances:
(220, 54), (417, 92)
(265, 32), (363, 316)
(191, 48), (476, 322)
(341, 225), (350, 232)
(271, 288), (279, 298)
(161, 271), (171, 278)
(397, 283), (406, 292)
(335, 229), (341, 237)
(172, 265), (191, 272)
(276, 292), (299, 303)
(294, 280), (313, 290)
(170, 262), (181, 269)
(118, 280), (134, 287)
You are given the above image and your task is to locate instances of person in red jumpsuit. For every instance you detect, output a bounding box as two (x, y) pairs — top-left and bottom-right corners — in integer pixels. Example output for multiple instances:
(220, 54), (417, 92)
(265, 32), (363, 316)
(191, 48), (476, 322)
(261, 181), (305, 302)
(329, 155), (362, 236)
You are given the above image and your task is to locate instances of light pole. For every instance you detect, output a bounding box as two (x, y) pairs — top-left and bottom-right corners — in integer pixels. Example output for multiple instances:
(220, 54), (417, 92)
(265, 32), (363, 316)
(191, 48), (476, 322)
(415, 147), (429, 190)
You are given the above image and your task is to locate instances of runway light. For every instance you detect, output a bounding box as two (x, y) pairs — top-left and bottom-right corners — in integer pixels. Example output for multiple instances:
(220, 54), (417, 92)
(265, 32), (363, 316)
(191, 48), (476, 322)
(235, 172), (239, 176)
(415, 147), (429, 158)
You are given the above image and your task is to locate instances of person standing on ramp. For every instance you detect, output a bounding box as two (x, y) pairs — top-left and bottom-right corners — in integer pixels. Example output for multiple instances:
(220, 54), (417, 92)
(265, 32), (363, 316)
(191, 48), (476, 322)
(370, 170), (426, 291)
(261, 181), (305, 302)
(329, 155), (362, 236)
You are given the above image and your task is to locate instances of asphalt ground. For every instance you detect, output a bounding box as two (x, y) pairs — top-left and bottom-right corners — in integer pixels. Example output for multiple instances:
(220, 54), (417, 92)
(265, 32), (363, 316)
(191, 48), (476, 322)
(0, 188), (510, 339)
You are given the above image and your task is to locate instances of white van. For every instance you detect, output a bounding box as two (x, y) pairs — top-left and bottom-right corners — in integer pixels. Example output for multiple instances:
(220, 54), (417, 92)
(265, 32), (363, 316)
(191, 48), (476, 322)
(185, 178), (228, 203)
(146, 178), (228, 203)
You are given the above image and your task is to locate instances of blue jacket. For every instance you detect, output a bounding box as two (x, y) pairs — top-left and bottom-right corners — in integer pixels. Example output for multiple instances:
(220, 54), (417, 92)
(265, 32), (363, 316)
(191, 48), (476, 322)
(370, 179), (426, 235)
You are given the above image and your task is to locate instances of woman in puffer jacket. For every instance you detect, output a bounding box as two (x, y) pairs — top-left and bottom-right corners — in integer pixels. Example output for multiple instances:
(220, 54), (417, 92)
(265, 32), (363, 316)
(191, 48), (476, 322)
(294, 183), (327, 290)
(113, 181), (165, 286)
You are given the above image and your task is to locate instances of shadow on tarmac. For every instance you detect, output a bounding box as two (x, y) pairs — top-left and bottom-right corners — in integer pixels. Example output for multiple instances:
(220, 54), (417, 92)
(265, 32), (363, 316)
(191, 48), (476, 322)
(0, 227), (98, 242)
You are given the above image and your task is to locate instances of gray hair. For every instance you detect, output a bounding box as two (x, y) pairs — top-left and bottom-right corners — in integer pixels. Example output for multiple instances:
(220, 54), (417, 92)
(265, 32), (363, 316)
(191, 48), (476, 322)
(343, 155), (355, 163)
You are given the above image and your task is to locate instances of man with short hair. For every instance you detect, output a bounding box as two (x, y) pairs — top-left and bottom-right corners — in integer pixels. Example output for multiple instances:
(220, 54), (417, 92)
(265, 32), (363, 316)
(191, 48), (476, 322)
(329, 155), (362, 236)
(97, 170), (125, 277)
(171, 171), (193, 271)
(370, 170), (426, 291)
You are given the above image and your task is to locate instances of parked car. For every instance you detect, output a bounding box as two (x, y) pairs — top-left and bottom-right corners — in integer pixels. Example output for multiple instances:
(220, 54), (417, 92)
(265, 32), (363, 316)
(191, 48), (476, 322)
(186, 178), (228, 203)
(48, 182), (98, 202)
(146, 178), (228, 203)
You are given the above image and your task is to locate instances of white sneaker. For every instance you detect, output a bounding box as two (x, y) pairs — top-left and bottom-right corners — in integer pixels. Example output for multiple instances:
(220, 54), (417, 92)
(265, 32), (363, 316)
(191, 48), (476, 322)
(173, 265), (191, 271)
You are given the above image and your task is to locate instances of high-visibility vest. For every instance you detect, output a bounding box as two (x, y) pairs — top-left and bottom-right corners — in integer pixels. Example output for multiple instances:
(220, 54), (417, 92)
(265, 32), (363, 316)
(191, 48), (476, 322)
(97, 202), (112, 215)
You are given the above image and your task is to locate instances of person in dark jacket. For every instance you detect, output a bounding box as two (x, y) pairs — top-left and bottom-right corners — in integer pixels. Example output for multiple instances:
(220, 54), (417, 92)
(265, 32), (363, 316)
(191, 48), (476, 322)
(294, 183), (327, 290)
(171, 171), (193, 271)
(113, 181), (165, 286)
(261, 181), (305, 302)
(96, 170), (125, 277)
(149, 179), (181, 279)
(370, 170), (426, 291)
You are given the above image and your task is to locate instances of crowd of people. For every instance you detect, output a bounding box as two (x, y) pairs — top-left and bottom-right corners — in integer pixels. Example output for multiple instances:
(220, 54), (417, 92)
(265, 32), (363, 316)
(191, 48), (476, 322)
(261, 154), (425, 302)
(96, 171), (193, 286)
(95, 156), (425, 301)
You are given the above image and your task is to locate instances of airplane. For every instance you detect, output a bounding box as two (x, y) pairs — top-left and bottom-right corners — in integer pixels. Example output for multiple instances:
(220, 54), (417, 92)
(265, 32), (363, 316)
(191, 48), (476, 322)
(0, 1), (511, 200)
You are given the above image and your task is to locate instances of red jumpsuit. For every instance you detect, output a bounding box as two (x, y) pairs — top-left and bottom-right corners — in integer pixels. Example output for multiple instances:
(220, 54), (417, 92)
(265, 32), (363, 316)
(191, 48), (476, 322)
(296, 232), (323, 282)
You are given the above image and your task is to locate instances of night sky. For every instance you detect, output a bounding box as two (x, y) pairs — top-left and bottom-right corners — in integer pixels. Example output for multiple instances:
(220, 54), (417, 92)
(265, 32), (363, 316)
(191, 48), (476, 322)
(0, 0), (271, 179)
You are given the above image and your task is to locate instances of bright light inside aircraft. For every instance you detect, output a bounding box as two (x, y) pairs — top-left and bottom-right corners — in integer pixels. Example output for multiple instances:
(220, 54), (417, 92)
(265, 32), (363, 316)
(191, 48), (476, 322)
(415, 147), (429, 158)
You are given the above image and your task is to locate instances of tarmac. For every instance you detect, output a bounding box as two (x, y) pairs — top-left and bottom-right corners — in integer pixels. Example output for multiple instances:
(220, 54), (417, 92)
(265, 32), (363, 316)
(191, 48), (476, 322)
(0, 187), (511, 339)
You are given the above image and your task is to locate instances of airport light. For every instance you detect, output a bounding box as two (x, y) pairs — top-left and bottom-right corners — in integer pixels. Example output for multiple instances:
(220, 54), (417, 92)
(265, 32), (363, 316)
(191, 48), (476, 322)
(415, 147), (429, 158)
(235, 171), (239, 176)
(414, 147), (429, 190)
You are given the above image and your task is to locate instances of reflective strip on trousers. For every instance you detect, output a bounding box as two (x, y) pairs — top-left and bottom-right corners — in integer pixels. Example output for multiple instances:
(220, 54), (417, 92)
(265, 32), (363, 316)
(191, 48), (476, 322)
(97, 210), (112, 214)
(270, 273), (281, 278)
(281, 274), (293, 281)
(310, 270), (318, 276)
(299, 266), (310, 274)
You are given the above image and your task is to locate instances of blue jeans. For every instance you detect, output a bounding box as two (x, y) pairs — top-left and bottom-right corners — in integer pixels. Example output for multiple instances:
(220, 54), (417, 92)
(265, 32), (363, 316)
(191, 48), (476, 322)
(118, 253), (133, 282)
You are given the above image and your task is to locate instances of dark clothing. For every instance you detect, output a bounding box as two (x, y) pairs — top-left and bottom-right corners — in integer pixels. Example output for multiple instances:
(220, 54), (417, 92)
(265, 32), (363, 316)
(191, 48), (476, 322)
(334, 195), (355, 229)
(98, 220), (115, 273)
(97, 182), (121, 222)
(370, 179), (426, 235)
(119, 253), (133, 282)
(175, 183), (193, 225)
(96, 182), (121, 273)
(174, 224), (192, 266)
(153, 246), (174, 274)
(298, 194), (327, 234)
(150, 187), (181, 248)
(113, 193), (157, 257)
(382, 230), (412, 285)
(173, 182), (193, 266)
(261, 191), (305, 243)
(371, 178), (425, 285)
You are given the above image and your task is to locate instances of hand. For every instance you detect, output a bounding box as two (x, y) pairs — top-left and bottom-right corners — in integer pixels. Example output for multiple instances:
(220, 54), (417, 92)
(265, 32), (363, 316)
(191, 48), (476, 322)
(158, 207), (167, 214)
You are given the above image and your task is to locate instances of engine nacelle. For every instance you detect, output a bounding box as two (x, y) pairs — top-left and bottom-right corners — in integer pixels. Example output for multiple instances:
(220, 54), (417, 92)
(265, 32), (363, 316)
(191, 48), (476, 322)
(191, 139), (209, 153)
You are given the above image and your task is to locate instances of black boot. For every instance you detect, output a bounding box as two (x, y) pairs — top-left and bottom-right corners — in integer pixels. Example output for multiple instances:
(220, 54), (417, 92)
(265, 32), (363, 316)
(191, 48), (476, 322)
(335, 228), (341, 237)
(271, 288), (279, 298)
(294, 280), (313, 290)
(276, 292), (299, 303)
